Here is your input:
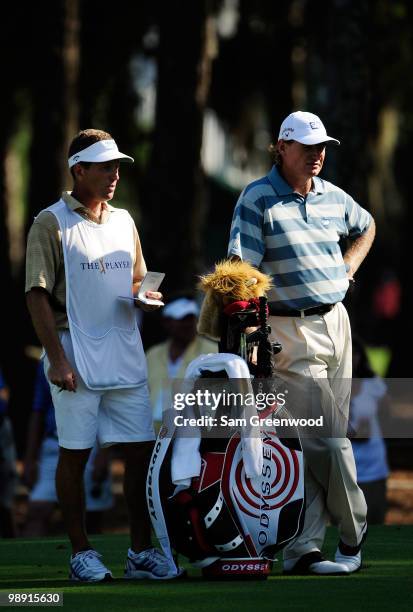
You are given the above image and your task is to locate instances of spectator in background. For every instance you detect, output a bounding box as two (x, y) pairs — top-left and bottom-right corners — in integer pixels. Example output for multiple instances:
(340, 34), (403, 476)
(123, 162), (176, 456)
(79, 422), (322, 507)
(0, 368), (18, 537)
(349, 337), (390, 524)
(146, 297), (217, 425)
(23, 362), (114, 536)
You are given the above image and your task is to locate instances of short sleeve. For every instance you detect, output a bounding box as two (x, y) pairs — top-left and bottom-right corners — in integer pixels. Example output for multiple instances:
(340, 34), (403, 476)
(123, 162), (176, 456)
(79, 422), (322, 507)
(344, 194), (372, 238)
(227, 193), (265, 266)
(25, 212), (61, 294)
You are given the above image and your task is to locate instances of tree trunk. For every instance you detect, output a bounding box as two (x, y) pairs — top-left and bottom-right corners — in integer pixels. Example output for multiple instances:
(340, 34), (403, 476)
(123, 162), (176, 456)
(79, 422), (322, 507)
(25, 0), (79, 225)
(142, 0), (215, 294)
(0, 6), (34, 454)
(304, 0), (372, 327)
(9, 0), (80, 454)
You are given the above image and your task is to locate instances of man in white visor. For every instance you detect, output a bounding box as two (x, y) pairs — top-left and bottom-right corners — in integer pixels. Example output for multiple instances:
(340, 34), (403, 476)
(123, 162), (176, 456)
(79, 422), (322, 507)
(25, 129), (182, 582)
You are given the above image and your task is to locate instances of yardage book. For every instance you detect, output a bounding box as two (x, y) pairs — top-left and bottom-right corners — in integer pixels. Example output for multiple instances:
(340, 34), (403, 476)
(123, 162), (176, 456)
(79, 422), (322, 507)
(119, 271), (165, 306)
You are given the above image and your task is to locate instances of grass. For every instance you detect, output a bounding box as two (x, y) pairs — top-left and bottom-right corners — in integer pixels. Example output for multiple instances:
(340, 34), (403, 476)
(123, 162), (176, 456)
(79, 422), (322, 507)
(0, 527), (412, 611)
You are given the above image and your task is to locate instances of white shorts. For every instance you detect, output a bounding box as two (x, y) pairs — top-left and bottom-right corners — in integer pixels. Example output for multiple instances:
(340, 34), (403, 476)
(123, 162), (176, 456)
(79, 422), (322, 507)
(30, 437), (113, 511)
(44, 332), (155, 449)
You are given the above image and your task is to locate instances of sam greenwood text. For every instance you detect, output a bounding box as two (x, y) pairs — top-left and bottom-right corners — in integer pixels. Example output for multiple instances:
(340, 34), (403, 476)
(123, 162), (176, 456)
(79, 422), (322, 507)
(174, 415), (324, 427)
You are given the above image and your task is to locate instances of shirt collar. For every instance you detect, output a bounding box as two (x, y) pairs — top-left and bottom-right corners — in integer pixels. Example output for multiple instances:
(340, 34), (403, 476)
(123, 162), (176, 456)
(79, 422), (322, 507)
(267, 166), (325, 197)
(312, 176), (325, 194)
(267, 166), (293, 196)
(62, 191), (115, 212)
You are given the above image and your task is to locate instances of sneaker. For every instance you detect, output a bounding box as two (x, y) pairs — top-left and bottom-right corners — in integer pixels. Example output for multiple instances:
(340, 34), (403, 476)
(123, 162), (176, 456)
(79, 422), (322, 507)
(335, 540), (363, 573)
(69, 549), (113, 582)
(124, 547), (185, 580)
(284, 551), (350, 576)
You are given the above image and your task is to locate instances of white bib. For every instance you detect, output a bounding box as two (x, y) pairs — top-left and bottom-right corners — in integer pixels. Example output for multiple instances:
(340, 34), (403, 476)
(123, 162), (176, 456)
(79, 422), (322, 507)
(49, 199), (147, 389)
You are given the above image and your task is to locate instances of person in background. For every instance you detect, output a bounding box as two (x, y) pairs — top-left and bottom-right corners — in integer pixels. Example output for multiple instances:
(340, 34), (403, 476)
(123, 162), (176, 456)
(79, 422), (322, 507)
(349, 337), (390, 525)
(23, 362), (113, 537)
(146, 297), (217, 425)
(0, 368), (18, 538)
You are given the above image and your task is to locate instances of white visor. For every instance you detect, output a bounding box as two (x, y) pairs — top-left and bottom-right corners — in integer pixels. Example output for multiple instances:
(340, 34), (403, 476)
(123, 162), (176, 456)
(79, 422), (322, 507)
(68, 139), (134, 168)
(162, 298), (199, 320)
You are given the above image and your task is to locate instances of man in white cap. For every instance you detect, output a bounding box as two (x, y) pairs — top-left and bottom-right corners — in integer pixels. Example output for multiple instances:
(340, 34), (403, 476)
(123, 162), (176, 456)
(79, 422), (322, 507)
(228, 111), (376, 575)
(25, 129), (182, 582)
(146, 296), (217, 425)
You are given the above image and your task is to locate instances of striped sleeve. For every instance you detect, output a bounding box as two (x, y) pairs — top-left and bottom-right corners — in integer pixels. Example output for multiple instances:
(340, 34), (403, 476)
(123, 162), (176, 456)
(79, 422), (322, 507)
(344, 194), (372, 237)
(227, 193), (265, 266)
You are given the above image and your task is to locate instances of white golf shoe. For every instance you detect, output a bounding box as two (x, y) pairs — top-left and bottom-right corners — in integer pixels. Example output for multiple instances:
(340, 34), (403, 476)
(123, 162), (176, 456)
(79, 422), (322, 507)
(69, 549), (113, 582)
(124, 547), (185, 580)
(335, 540), (362, 573)
(284, 551), (350, 575)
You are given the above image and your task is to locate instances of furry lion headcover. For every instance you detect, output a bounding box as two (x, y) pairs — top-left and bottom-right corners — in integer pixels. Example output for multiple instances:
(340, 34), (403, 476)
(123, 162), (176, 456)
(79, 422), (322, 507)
(197, 259), (273, 340)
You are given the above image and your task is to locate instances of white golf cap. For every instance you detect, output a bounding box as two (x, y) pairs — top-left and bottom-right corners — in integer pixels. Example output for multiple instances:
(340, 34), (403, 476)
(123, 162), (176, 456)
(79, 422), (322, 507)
(162, 298), (200, 320)
(278, 111), (340, 145)
(68, 139), (134, 168)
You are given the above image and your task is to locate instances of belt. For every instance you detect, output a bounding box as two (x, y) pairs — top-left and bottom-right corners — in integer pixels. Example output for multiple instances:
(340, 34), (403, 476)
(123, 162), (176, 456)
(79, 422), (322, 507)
(269, 303), (335, 317)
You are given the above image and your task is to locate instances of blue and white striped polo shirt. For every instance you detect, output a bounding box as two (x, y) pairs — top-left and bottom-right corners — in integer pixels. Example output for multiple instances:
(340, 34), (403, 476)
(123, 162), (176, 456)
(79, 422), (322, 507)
(227, 166), (372, 310)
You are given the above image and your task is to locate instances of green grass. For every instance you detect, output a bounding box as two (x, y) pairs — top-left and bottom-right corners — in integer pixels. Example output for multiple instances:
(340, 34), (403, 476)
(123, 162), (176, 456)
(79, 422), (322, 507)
(0, 527), (412, 611)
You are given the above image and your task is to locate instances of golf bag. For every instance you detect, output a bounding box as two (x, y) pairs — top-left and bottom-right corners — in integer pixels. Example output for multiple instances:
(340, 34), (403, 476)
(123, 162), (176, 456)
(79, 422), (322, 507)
(146, 281), (305, 579)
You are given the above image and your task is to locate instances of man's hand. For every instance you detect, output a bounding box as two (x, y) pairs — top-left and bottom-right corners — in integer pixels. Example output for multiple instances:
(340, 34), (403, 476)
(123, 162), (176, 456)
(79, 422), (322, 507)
(47, 357), (77, 392)
(135, 291), (163, 312)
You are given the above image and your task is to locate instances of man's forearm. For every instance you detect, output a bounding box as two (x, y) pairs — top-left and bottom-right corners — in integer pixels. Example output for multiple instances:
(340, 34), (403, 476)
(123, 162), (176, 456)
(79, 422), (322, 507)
(343, 218), (376, 277)
(26, 288), (66, 366)
(26, 288), (77, 391)
(132, 278), (144, 295)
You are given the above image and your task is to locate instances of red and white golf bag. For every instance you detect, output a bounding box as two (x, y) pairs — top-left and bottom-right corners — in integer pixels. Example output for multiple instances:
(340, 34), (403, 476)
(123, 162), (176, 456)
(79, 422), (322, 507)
(146, 295), (305, 579)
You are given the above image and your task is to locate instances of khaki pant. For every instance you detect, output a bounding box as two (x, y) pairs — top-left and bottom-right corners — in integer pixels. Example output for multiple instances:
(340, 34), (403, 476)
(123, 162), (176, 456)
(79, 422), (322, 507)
(269, 303), (367, 559)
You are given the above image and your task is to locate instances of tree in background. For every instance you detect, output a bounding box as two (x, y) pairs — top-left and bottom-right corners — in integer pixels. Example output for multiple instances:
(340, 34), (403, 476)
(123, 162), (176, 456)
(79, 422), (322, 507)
(78, 0), (148, 180)
(193, 0), (296, 292)
(142, 0), (218, 294)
